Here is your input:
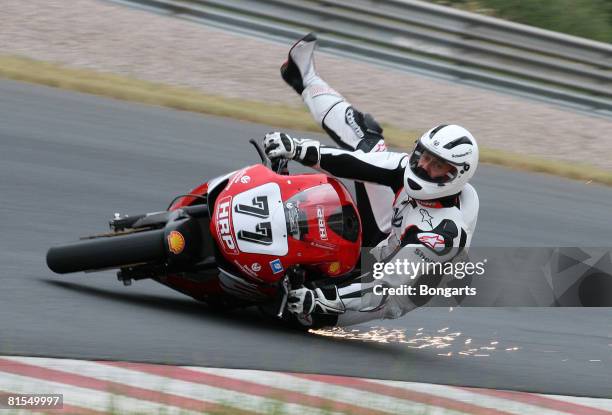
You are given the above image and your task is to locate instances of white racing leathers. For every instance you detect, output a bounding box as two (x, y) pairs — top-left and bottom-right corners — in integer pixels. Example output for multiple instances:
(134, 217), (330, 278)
(299, 75), (479, 326)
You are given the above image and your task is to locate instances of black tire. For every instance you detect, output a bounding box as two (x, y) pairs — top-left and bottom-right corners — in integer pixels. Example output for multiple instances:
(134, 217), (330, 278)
(46, 229), (166, 274)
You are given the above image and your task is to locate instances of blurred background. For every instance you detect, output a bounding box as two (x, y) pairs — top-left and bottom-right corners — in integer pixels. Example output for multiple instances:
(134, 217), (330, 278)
(2, 0), (612, 178)
(430, 0), (612, 44)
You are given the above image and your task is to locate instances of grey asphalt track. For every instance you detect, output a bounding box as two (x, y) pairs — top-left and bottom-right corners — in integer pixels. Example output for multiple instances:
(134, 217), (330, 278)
(1, 79), (612, 398)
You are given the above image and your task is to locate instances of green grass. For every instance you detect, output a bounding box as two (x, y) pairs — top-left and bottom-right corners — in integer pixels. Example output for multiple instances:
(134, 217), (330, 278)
(1, 54), (611, 186)
(429, 0), (612, 44)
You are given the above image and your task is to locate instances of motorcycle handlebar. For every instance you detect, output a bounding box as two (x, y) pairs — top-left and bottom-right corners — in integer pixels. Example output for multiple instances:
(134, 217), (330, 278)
(249, 138), (288, 174)
(249, 139), (269, 166)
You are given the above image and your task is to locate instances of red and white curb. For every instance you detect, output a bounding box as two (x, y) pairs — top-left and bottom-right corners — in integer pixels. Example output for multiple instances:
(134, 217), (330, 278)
(0, 356), (611, 414)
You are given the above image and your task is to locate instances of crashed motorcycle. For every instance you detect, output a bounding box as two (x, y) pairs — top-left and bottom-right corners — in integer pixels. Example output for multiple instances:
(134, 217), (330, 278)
(46, 141), (362, 327)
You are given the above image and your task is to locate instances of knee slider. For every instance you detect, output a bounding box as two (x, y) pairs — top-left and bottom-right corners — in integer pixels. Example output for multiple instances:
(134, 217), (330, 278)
(345, 107), (384, 142)
(363, 113), (383, 136)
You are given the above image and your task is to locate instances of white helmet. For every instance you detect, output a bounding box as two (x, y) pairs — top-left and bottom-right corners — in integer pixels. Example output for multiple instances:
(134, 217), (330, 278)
(403, 124), (478, 200)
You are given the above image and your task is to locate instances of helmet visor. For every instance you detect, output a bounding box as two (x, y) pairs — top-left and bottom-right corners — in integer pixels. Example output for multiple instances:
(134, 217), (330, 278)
(409, 143), (458, 184)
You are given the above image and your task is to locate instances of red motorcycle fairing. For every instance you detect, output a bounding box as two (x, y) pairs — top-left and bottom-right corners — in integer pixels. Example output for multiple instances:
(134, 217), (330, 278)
(46, 162), (362, 309)
(163, 164), (361, 304)
(209, 165), (362, 284)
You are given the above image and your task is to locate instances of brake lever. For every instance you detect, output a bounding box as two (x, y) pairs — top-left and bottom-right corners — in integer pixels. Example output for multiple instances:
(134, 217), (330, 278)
(249, 138), (270, 167)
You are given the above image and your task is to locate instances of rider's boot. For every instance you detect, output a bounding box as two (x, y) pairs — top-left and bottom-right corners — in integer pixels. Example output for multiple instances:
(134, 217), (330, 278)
(281, 32), (319, 96)
(281, 33), (394, 239)
(281, 33), (345, 127)
(282, 33), (364, 150)
(283, 33), (393, 241)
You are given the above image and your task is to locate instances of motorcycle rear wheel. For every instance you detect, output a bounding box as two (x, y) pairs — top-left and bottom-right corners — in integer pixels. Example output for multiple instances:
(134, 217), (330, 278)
(46, 229), (166, 274)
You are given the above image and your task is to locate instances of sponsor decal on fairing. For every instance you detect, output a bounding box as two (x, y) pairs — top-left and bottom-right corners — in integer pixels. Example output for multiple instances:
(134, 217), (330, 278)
(225, 168), (249, 191)
(316, 205), (328, 240)
(215, 195), (239, 255)
(327, 261), (341, 274)
(309, 240), (338, 251)
(167, 230), (186, 255)
(232, 260), (262, 281)
(269, 259), (284, 274)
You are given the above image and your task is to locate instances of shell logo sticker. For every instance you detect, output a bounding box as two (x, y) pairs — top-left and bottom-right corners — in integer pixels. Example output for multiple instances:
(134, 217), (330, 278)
(167, 231), (186, 255)
(328, 261), (341, 275)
